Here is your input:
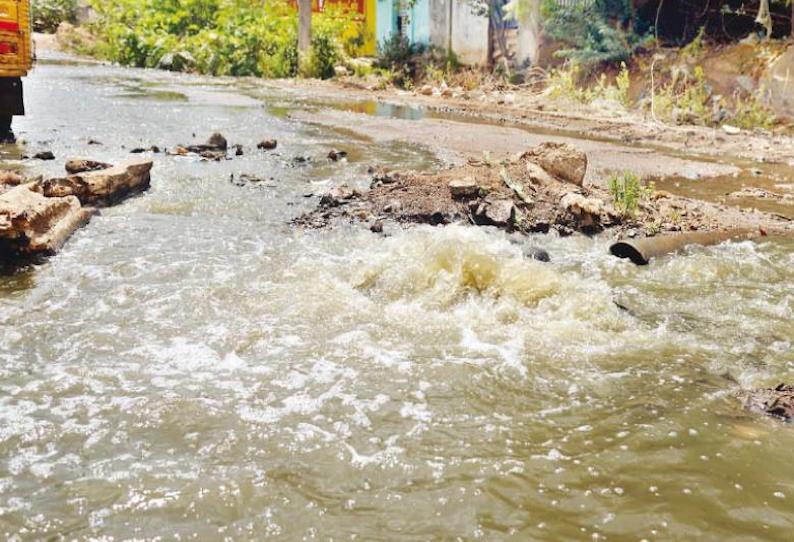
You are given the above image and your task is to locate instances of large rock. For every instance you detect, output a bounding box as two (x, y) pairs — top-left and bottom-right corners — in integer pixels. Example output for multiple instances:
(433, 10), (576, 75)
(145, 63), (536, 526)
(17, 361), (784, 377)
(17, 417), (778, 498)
(522, 142), (588, 186)
(36, 159), (153, 205)
(0, 184), (92, 259)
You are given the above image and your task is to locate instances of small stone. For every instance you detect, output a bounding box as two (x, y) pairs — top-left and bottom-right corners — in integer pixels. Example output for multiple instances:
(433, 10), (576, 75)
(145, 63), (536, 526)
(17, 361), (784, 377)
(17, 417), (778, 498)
(523, 246), (551, 262)
(328, 149), (348, 161)
(130, 146), (160, 154)
(32, 151), (56, 161)
(370, 220), (384, 233)
(722, 124), (741, 136)
(207, 132), (228, 151)
(258, 139), (278, 150)
(320, 185), (356, 207)
(419, 85), (434, 96)
(449, 178), (479, 199)
(233, 144), (244, 156)
(383, 200), (402, 213)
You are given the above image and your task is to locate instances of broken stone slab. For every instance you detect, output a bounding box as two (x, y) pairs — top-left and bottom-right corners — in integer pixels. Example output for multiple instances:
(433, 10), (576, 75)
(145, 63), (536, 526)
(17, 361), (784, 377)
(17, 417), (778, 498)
(35, 159), (153, 205)
(522, 142), (588, 186)
(561, 192), (605, 230)
(561, 192), (604, 216)
(474, 198), (516, 227)
(65, 159), (113, 175)
(320, 185), (359, 207)
(0, 184), (92, 260)
(1, 170), (25, 192)
(449, 178), (479, 199)
(742, 384), (794, 422)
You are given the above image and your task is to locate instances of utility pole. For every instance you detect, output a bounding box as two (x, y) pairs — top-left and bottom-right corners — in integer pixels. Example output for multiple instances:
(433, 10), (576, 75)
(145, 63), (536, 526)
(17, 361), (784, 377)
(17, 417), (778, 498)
(298, 0), (312, 72)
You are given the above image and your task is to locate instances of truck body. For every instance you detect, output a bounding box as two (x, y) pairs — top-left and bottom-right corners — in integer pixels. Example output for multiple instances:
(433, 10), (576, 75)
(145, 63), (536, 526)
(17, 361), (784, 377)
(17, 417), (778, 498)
(0, 0), (31, 78)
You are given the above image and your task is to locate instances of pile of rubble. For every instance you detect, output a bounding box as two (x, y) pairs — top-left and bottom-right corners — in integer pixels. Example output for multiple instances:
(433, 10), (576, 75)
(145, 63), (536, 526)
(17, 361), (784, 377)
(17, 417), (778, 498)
(0, 159), (152, 264)
(296, 142), (793, 238)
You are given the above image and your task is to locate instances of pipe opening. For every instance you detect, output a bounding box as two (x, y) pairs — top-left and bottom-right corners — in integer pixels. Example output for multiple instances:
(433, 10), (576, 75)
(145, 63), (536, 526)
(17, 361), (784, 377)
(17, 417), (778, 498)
(610, 241), (649, 266)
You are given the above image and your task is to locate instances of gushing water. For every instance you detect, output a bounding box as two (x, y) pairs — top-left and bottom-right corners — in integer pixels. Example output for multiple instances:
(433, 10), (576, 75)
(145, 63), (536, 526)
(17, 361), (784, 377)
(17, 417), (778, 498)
(1, 58), (793, 541)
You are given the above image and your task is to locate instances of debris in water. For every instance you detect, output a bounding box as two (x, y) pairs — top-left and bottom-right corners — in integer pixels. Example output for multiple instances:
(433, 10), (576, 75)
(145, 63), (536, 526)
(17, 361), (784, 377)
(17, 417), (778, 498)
(328, 149), (348, 162)
(742, 384), (794, 422)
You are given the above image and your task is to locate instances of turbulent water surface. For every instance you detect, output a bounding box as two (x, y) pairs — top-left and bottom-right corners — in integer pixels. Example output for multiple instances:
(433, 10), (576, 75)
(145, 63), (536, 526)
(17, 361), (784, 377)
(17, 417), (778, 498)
(1, 56), (794, 541)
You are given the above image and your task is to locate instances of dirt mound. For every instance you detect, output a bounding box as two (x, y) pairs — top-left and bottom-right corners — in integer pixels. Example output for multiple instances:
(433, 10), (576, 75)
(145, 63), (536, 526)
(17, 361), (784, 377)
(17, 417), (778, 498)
(295, 143), (793, 238)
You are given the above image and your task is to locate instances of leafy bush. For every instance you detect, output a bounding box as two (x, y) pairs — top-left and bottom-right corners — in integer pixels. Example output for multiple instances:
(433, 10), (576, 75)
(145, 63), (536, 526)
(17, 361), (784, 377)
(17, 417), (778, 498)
(375, 34), (424, 88)
(87, 0), (361, 79)
(32, 0), (77, 33)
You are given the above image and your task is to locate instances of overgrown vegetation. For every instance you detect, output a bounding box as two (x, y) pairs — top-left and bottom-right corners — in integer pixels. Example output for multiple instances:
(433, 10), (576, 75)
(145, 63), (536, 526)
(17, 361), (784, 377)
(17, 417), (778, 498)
(32, 0), (77, 33)
(86, 0), (362, 79)
(608, 171), (654, 217)
(541, 0), (653, 68)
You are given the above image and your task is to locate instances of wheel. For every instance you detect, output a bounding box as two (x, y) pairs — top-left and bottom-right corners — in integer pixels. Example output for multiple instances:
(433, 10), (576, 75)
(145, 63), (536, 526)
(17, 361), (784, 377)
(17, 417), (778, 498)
(0, 115), (14, 144)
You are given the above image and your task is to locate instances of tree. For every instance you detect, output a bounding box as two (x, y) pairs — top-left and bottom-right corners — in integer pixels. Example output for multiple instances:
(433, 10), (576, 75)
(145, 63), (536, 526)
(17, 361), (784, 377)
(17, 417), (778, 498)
(298, 0), (312, 71)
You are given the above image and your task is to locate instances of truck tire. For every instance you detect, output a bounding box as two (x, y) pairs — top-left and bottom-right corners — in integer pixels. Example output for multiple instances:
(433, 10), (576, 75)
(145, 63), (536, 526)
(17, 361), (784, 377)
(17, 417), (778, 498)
(0, 115), (13, 144)
(0, 78), (25, 116)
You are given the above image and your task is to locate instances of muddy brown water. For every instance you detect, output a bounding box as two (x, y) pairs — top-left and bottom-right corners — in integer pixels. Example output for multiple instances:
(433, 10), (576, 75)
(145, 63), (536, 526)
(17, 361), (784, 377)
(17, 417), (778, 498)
(1, 54), (794, 540)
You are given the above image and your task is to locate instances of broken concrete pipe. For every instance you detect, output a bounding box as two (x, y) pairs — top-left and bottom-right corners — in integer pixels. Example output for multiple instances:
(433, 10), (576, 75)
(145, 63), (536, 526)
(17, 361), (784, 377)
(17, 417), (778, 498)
(610, 230), (755, 265)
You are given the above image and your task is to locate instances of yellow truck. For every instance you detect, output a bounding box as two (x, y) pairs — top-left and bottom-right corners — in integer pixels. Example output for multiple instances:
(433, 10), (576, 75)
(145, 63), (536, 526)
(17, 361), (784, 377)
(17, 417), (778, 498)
(0, 0), (31, 142)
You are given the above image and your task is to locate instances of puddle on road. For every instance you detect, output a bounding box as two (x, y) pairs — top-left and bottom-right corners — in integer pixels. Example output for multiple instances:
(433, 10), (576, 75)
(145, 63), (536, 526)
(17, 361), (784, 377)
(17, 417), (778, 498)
(268, 92), (794, 214)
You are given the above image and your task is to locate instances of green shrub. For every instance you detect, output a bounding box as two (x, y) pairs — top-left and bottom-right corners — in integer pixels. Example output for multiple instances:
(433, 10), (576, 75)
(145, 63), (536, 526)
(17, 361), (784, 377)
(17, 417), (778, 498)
(608, 171), (653, 217)
(32, 0), (77, 33)
(375, 34), (423, 88)
(87, 0), (361, 79)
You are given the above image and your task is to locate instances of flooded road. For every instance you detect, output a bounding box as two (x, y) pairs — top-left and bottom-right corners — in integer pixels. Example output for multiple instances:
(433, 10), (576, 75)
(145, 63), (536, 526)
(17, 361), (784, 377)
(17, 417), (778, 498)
(2, 56), (794, 540)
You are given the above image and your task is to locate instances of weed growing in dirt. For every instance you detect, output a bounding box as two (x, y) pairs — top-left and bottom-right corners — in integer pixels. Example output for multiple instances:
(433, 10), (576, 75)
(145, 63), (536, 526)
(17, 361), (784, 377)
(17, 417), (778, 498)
(608, 171), (654, 217)
(546, 62), (632, 107)
(545, 62), (589, 103)
(732, 90), (776, 130)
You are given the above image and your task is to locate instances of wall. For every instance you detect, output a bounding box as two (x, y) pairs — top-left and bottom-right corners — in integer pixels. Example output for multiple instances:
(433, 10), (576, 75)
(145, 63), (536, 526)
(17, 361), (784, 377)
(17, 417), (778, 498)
(450, 0), (488, 65)
(409, 0), (431, 46)
(375, 0), (395, 47)
(375, 0), (430, 49)
(427, 0), (488, 66)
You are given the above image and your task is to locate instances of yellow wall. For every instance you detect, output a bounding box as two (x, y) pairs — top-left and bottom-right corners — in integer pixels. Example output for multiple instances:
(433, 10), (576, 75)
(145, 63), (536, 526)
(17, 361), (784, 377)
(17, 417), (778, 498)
(362, 0), (376, 56)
